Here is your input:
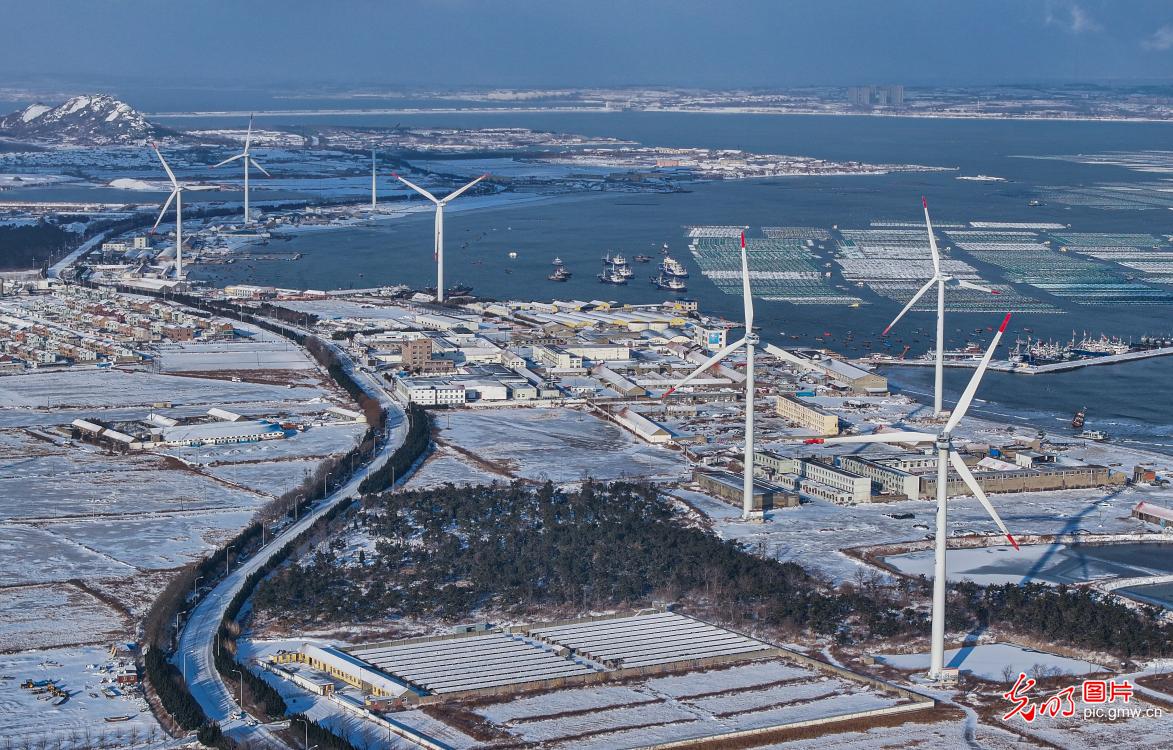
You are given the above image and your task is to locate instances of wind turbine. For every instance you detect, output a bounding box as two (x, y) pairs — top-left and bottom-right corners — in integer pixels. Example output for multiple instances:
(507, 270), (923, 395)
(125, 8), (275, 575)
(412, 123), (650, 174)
(884, 198), (1000, 416)
(150, 143), (213, 280)
(805, 312), (1019, 680)
(663, 231), (760, 520)
(211, 115), (269, 225)
(392, 172), (489, 303)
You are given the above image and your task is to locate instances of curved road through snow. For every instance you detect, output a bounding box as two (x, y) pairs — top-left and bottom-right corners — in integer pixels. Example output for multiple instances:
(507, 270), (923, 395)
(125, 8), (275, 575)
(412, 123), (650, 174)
(175, 342), (406, 747)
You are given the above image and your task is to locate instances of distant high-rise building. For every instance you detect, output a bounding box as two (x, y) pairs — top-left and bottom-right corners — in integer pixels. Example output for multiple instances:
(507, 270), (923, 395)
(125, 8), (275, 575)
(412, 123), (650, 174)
(846, 85), (904, 108)
(847, 86), (873, 107)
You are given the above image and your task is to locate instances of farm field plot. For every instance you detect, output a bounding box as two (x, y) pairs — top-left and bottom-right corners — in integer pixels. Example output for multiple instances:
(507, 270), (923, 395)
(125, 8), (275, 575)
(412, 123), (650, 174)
(36, 509), (256, 570)
(0, 467), (265, 521)
(402, 450), (508, 489)
(0, 585), (126, 651)
(434, 407), (687, 482)
(205, 458), (323, 497)
(157, 339), (316, 372)
(0, 525), (134, 586)
(0, 369), (324, 408)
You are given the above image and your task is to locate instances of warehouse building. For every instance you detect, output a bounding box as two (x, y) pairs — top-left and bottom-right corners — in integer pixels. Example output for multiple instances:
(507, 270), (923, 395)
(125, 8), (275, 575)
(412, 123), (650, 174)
(775, 394), (840, 436)
(1133, 501), (1173, 529)
(161, 419), (286, 447)
(692, 469), (799, 512)
(611, 407), (673, 444)
(838, 455), (921, 500)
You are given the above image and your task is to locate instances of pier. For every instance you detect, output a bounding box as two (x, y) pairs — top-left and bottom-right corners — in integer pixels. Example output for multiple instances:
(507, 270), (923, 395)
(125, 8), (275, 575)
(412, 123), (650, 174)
(866, 345), (1173, 374)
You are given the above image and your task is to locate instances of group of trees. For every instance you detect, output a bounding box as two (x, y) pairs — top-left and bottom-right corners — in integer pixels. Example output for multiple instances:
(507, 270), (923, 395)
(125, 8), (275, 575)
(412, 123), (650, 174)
(254, 480), (1173, 661)
(0, 221), (77, 270)
(955, 580), (1172, 658)
(254, 480), (911, 637)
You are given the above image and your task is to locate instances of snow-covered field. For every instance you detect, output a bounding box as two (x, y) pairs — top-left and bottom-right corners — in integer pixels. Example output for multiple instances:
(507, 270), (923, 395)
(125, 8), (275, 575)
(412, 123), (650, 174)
(401, 449), (508, 489)
(877, 643), (1107, 680)
(0, 330), (361, 742)
(0, 369), (323, 408)
(157, 339), (315, 372)
(0, 646), (164, 746)
(0, 585), (127, 651)
(435, 407), (688, 482)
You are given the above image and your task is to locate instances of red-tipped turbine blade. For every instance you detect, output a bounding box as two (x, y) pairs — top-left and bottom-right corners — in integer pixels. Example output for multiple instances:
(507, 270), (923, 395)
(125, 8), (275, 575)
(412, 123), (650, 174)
(1006, 534), (1020, 551)
(998, 312), (1012, 333)
(804, 438), (825, 444)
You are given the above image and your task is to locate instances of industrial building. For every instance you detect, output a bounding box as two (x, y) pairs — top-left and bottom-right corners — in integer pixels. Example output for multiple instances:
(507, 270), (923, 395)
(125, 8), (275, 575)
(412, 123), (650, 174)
(692, 469), (798, 512)
(1133, 501), (1173, 528)
(754, 451), (873, 505)
(764, 345), (888, 395)
(271, 611), (783, 705)
(775, 394), (840, 436)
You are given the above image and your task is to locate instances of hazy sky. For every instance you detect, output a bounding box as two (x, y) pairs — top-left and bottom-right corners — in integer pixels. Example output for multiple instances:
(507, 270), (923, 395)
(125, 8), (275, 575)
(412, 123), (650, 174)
(2, 0), (1172, 90)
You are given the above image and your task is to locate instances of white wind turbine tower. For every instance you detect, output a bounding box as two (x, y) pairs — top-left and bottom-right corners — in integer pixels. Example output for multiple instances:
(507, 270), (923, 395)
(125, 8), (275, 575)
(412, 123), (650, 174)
(370, 150), (377, 210)
(806, 312), (1019, 680)
(663, 231), (760, 520)
(211, 115), (269, 225)
(392, 172), (489, 303)
(150, 143), (213, 280)
(884, 198), (1000, 416)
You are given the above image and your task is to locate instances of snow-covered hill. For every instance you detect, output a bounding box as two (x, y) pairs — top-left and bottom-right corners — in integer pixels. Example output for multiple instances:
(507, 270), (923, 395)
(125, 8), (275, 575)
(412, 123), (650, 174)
(0, 94), (161, 145)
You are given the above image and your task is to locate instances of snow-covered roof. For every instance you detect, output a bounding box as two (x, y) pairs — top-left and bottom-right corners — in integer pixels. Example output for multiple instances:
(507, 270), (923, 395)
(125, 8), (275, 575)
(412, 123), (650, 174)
(1134, 502), (1173, 523)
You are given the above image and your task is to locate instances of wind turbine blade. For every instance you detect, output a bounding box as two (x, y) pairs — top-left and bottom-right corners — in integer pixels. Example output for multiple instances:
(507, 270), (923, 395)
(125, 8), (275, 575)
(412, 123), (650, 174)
(440, 173), (489, 204)
(152, 190), (178, 232)
(955, 279), (999, 294)
(244, 114), (253, 153)
(949, 451), (1019, 549)
(392, 173), (439, 204)
(249, 158), (270, 177)
(883, 275), (936, 336)
(183, 184), (218, 191)
(211, 153), (245, 169)
(945, 312), (1011, 433)
(923, 196), (940, 276)
(739, 231), (754, 331)
(803, 431), (936, 446)
(661, 338), (747, 396)
(150, 142), (178, 187)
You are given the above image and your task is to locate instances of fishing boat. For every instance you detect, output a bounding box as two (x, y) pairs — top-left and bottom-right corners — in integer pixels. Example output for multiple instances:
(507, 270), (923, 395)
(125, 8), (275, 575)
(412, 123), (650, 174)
(598, 267), (628, 285)
(634, 254), (652, 263)
(1076, 429), (1108, 442)
(1072, 407), (1086, 430)
(551, 257), (563, 265)
(104, 715), (135, 723)
(548, 265), (572, 282)
(660, 255), (688, 278)
(651, 272), (687, 292)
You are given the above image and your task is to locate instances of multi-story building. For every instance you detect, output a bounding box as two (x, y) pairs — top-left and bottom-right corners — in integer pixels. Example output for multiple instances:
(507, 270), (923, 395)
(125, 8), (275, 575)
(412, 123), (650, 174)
(754, 451), (872, 505)
(775, 394), (839, 436)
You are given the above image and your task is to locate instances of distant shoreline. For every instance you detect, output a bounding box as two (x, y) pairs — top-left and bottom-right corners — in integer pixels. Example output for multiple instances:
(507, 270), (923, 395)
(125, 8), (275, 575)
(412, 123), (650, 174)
(149, 106), (1173, 125)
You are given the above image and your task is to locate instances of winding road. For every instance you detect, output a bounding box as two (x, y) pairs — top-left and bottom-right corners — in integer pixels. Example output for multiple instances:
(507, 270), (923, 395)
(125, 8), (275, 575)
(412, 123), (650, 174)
(174, 340), (406, 747)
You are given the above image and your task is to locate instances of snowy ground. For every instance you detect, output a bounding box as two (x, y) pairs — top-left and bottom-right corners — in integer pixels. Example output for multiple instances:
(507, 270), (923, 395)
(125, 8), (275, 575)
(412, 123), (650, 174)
(401, 447), (509, 489)
(0, 646), (165, 747)
(433, 407), (689, 483)
(0, 369), (324, 408)
(0, 586), (127, 651)
(877, 643), (1107, 680)
(883, 540), (1173, 587)
(0, 332), (362, 743)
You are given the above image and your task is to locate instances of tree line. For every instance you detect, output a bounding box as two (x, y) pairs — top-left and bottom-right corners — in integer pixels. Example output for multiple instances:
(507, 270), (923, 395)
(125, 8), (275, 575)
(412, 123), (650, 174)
(254, 480), (1173, 660)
